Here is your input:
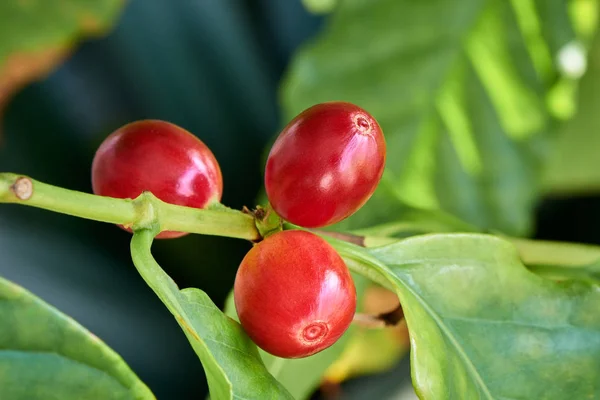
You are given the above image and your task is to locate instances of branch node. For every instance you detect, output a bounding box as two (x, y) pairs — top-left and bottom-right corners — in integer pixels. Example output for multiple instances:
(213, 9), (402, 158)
(249, 204), (283, 241)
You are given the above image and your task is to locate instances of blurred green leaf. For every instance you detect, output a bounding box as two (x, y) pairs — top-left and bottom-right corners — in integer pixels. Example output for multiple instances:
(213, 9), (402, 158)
(333, 234), (600, 399)
(301, 0), (338, 14)
(281, 0), (586, 236)
(322, 283), (410, 386)
(258, 327), (351, 400)
(510, 238), (600, 283)
(0, 276), (153, 400)
(323, 325), (409, 384)
(130, 231), (292, 400)
(544, 33), (600, 194)
(0, 0), (124, 111)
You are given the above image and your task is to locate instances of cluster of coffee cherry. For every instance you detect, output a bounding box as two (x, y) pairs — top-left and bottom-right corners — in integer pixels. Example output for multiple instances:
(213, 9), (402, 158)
(91, 102), (386, 359)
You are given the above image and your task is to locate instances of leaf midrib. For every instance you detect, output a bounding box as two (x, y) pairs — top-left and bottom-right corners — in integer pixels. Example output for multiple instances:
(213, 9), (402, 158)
(389, 272), (495, 399)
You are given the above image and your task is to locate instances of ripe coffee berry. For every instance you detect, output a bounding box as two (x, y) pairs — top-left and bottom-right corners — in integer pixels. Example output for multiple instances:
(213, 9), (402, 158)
(92, 120), (222, 238)
(265, 102), (386, 228)
(234, 230), (356, 358)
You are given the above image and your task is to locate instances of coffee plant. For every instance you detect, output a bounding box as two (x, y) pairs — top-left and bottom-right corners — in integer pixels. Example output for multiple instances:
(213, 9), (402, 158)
(1, 0), (600, 399)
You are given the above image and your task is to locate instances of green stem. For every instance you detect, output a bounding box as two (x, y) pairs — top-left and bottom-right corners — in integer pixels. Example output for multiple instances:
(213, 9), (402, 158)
(527, 264), (600, 282)
(351, 217), (600, 266)
(160, 201), (259, 240)
(0, 173), (136, 223)
(3, 173), (600, 283)
(507, 237), (600, 282)
(507, 237), (600, 267)
(130, 229), (184, 314)
(360, 232), (600, 283)
(0, 173), (259, 241)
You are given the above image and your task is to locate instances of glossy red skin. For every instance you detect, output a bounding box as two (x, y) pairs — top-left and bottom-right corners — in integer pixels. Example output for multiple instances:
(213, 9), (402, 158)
(234, 230), (356, 358)
(265, 102), (386, 228)
(92, 120), (222, 239)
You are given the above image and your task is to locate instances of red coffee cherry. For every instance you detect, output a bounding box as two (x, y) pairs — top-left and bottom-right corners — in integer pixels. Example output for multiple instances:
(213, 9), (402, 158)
(92, 120), (222, 238)
(265, 102), (386, 228)
(234, 230), (356, 358)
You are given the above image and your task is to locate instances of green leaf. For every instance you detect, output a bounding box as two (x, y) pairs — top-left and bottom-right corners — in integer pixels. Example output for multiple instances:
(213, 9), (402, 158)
(0, 276), (153, 400)
(0, 0), (124, 110)
(281, 0), (584, 236)
(333, 234), (600, 399)
(130, 230), (292, 400)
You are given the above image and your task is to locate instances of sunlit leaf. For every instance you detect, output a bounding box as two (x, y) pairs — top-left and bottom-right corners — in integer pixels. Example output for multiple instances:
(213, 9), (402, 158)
(281, 0), (585, 236)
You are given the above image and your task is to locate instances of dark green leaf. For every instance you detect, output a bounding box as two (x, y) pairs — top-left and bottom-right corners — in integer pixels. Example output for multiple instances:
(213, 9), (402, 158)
(130, 231), (292, 400)
(0, 276), (153, 400)
(281, 0), (584, 236)
(333, 234), (600, 399)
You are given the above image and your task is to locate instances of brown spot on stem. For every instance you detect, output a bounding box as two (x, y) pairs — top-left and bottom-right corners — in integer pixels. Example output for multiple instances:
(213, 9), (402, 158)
(253, 206), (267, 221)
(11, 177), (33, 200)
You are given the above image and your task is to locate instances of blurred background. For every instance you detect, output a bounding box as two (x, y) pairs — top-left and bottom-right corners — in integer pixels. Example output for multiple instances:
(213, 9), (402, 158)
(0, 1), (325, 398)
(1, 0), (600, 399)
